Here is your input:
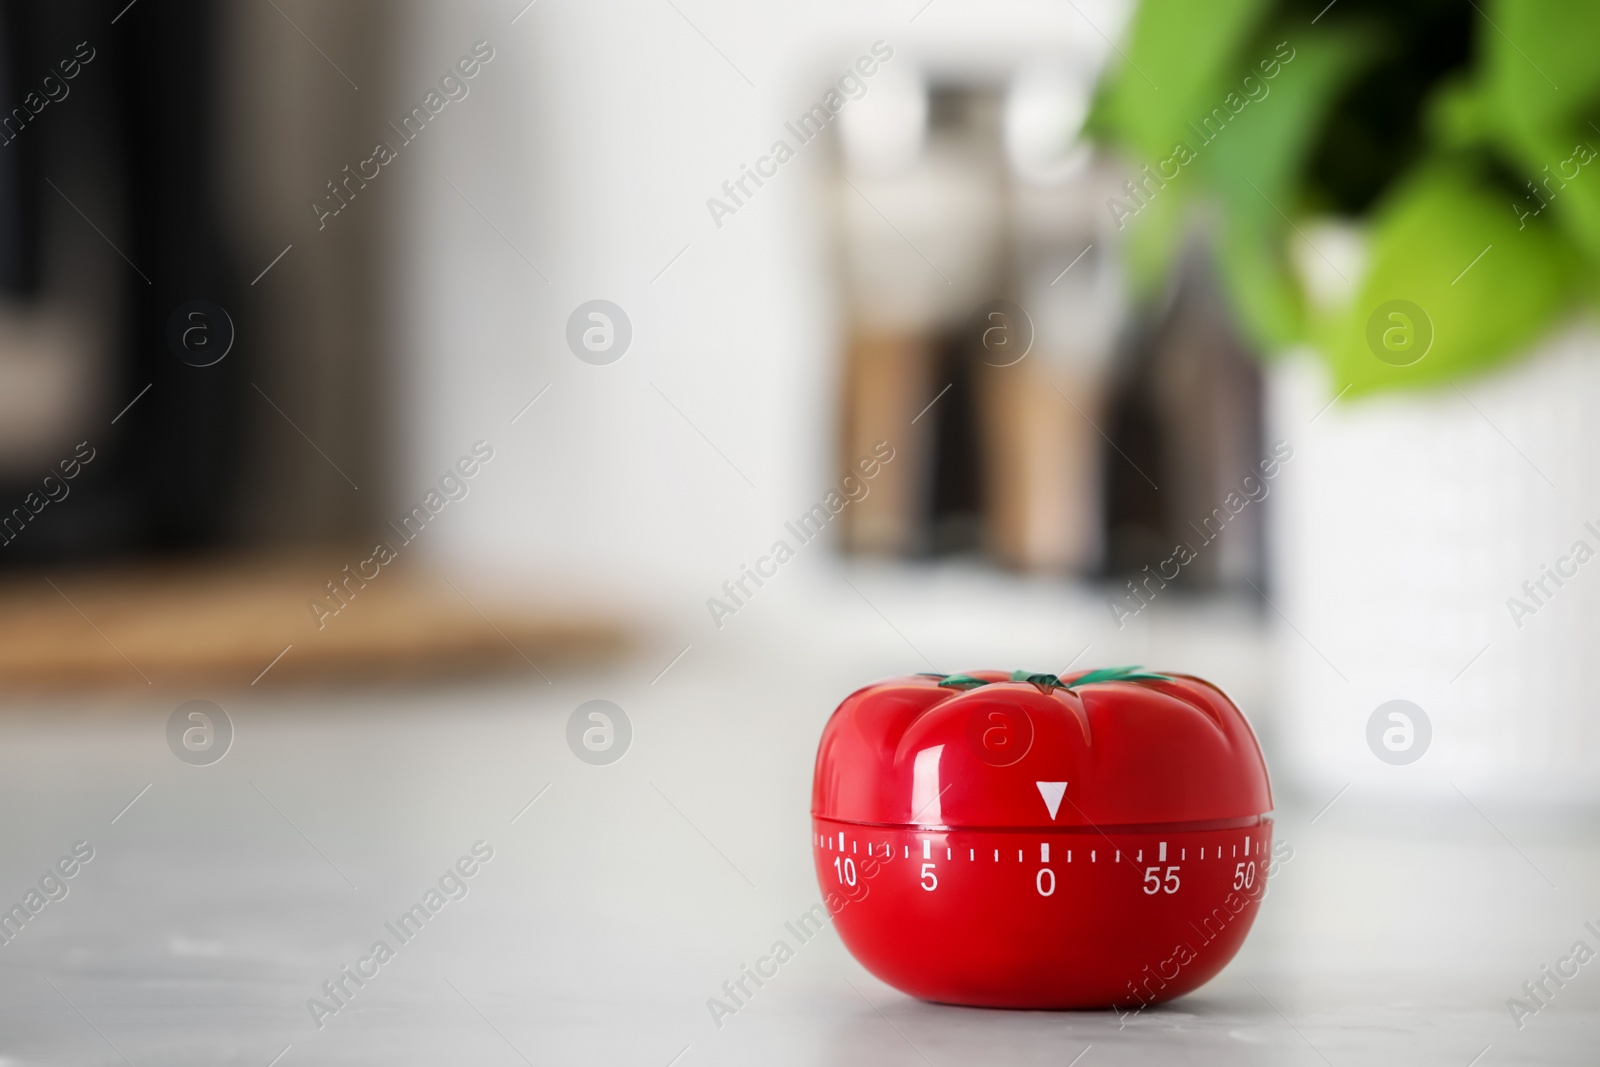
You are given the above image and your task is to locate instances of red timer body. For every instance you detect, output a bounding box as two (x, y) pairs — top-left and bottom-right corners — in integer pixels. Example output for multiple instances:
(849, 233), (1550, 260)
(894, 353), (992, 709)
(810, 668), (1274, 1009)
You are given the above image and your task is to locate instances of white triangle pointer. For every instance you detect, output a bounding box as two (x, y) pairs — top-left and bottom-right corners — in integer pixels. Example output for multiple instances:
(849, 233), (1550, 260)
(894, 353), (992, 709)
(1036, 781), (1067, 820)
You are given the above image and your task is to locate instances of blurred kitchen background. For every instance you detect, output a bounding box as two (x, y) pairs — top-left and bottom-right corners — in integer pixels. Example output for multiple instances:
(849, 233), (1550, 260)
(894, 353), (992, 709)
(6, 0), (1595, 800)
(2, 1), (1599, 1061)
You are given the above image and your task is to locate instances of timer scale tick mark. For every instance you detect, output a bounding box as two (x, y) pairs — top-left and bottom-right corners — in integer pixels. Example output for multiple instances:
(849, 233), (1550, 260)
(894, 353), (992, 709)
(826, 827), (1260, 905)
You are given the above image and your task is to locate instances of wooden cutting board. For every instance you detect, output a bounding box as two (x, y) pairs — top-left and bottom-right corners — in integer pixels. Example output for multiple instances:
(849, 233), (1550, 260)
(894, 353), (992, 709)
(0, 553), (629, 693)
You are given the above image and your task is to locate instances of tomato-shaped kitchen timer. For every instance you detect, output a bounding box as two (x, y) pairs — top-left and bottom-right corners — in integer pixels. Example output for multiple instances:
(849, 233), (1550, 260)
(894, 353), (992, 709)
(811, 667), (1273, 1009)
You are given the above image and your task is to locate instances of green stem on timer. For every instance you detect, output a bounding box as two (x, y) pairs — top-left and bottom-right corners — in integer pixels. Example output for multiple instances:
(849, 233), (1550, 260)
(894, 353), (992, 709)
(920, 666), (1172, 692)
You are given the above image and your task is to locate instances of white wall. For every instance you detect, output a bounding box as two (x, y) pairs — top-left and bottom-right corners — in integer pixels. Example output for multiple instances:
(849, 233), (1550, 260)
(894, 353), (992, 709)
(392, 0), (1126, 608)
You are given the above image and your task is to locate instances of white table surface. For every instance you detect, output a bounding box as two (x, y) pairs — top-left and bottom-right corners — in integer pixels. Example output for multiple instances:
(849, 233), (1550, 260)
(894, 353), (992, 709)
(1, 575), (1595, 1065)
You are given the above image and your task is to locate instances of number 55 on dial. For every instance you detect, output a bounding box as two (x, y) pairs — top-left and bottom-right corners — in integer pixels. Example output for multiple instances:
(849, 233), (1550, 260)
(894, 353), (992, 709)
(1142, 865), (1180, 894)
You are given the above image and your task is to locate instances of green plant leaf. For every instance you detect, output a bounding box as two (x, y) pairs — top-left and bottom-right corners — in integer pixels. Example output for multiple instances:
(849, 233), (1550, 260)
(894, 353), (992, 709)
(1096, 17), (1370, 349)
(1478, 0), (1600, 142)
(1213, 220), (1305, 352)
(1199, 33), (1370, 211)
(1089, 0), (1268, 297)
(1482, 119), (1600, 269)
(1324, 164), (1582, 396)
(1426, 76), (1495, 153)
(1199, 30), (1371, 350)
(1086, 0), (1598, 394)
(1091, 0), (1271, 162)
(1117, 177), (1195, 299)
(1467, 0), (1600, 272)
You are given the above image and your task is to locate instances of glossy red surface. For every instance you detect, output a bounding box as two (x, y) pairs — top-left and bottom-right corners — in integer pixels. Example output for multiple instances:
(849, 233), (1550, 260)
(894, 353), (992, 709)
(810, 669), (1274, 1008)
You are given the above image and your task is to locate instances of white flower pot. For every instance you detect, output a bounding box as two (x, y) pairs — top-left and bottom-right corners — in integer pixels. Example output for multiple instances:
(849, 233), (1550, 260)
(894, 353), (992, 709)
(1268, 322), (1600, 803)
